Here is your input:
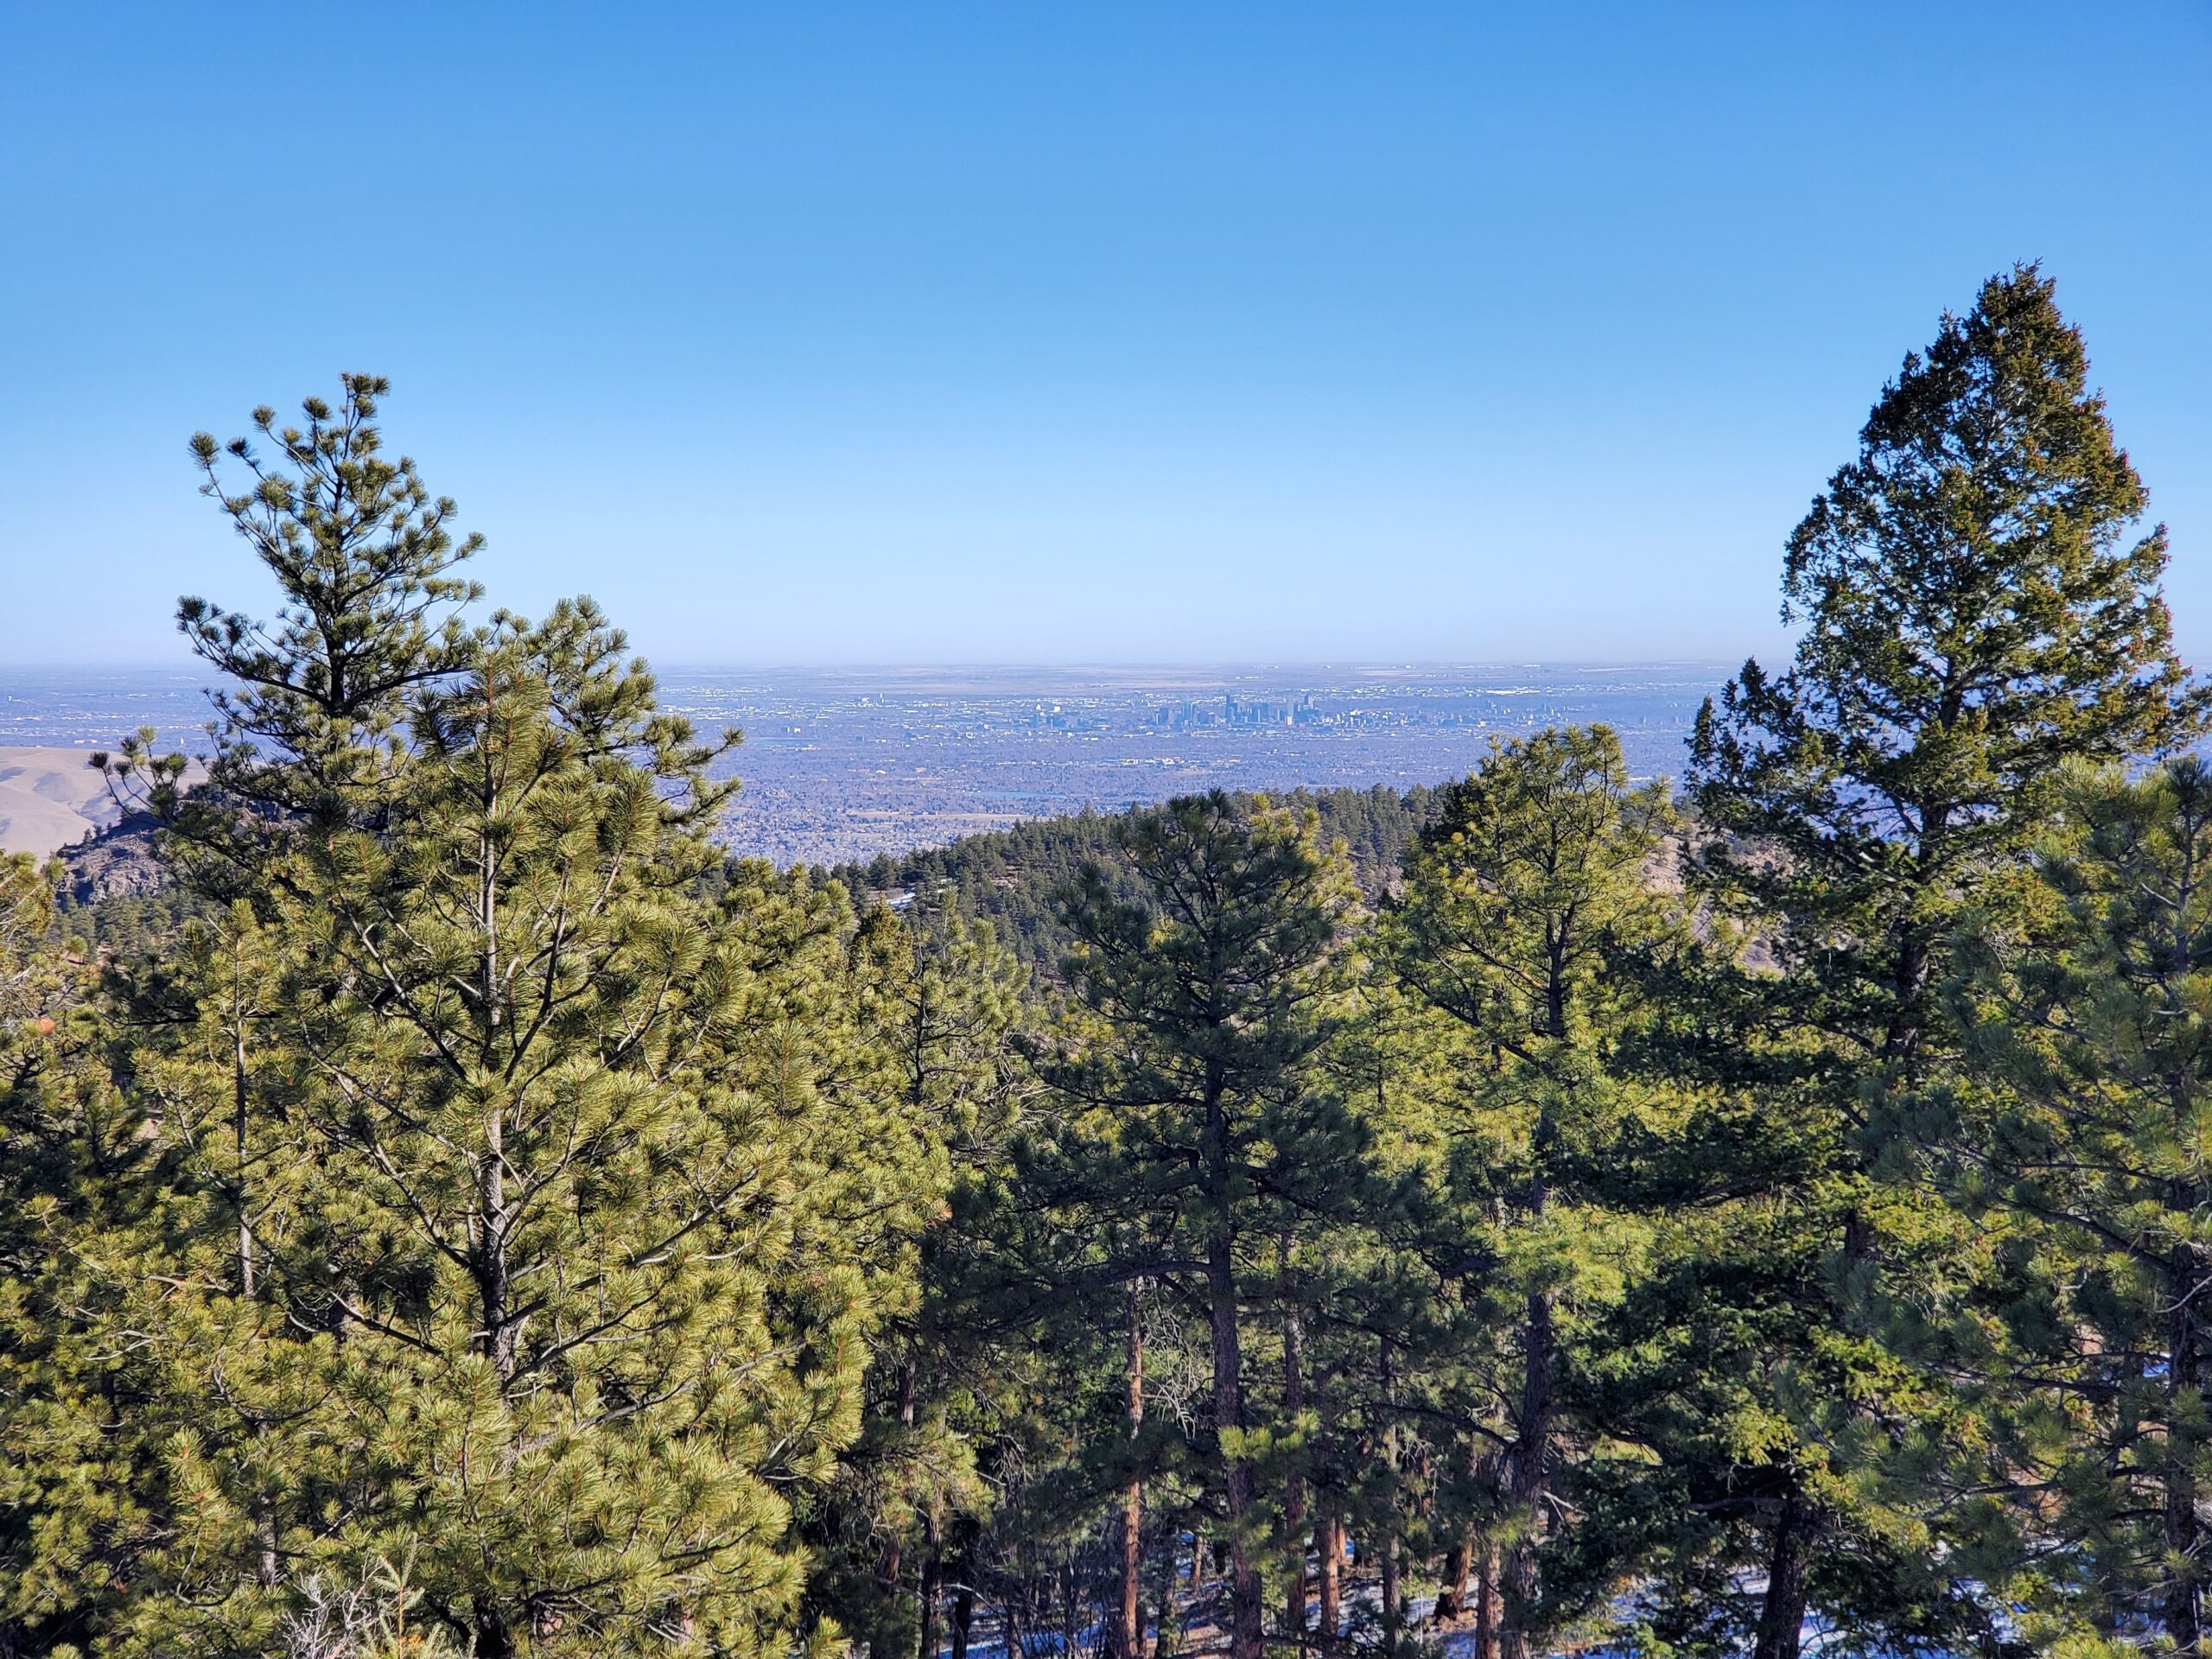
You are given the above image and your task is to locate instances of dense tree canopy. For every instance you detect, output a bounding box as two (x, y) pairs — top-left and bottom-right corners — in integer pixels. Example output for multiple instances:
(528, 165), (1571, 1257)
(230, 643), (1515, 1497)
(5, 268), (2209, 1659)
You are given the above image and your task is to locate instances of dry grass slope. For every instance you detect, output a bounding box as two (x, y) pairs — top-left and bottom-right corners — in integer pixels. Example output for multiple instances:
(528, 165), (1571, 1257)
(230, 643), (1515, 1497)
(0, 747), (121, 857)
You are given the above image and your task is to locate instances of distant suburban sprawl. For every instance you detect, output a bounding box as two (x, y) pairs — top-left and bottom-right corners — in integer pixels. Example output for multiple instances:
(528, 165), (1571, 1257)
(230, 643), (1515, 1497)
(3, 663), (1722, 865)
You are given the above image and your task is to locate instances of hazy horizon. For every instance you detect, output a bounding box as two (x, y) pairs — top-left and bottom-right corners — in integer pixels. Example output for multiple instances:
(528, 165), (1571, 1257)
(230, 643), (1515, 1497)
(0, 657), (1745, 675)
(0, 660), (1731, 864)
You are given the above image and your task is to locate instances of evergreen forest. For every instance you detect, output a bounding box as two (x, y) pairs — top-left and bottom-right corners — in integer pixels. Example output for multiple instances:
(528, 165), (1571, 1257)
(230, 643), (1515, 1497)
(10, 265), (2212, 1659)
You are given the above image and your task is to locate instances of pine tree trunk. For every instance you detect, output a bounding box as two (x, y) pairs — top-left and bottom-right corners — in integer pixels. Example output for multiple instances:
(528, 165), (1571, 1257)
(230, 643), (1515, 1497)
(1382, 1535), (1402, 1649)
(950, 1584), (974, 1659)
(1112, 1492), (1142, 1658)
(1880, 929), (1929, 1062)
(238, 955), (275, 1588)
(882, 1363), (917, 1596)
(1500, 1071), (1558, 1659)
(1381, 1336), (1402, 1652)
(1474, 1540), (1499, 1659)
(231, 949), (254, 1300)
(1113, 1281), (1146, 1659)
(474, 767), (518, 1384)
(1436, 1442), (1480, 1620)
(919, 1517), (944, 1659)
(1442, 1440), (1494, 1623)
(1499, 1284), (1554, 1659)
(1154, 1522), (1181, 1658)
(1315, 1510), (1341, 1652)
(1751, 1497), (1815, 1659)
(1204, 1063), (1263, 1659)
(1208, 1229), (1264, 1659)
(1281, 1234), (1307, 1648)
(1436, 1539), (1470, 1620)
(2170, 1244), (2204, 1653)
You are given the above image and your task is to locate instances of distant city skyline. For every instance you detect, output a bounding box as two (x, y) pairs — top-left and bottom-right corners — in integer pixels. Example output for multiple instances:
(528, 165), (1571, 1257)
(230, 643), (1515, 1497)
(3, 4), (2207, 668)
(0, 661), (1728, 864)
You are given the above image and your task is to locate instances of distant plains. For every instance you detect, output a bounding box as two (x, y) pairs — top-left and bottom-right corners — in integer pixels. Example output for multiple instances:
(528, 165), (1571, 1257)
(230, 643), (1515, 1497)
(0, 747), (126, 858)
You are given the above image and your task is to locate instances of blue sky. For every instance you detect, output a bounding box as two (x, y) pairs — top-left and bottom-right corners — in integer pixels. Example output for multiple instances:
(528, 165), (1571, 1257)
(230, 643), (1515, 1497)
(3, 3), (2206, 667)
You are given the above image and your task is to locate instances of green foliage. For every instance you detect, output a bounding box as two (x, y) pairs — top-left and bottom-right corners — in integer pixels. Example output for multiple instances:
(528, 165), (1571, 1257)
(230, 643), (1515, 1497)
(1032, 793), (1367, 1659)
(5, 381), (964, 1659)
(1390, 725), (1678, 1654)
(1947, 759), (2212, 1646)
(10, 269), (2212, 1659)
(1675, 264), (2204, 1657)
(838, 784), (1433, 982)
(1691, 262), (2201, 1065)
(114, 611), (931, 1657)
(0, 855), (160, 1657)
(798, 902), (1031, 1659)
(179, 372), (485, 814)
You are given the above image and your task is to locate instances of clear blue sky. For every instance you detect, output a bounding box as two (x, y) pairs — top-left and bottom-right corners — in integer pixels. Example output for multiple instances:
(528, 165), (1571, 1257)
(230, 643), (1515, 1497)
(3, 3), (2206, 668)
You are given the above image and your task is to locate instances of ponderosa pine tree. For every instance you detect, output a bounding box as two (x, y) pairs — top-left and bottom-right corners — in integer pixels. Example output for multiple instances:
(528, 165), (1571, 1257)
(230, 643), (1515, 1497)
(1686, 264), (2204, 1656)
(957, 1057), (1207, 1659)
(109, 601), (957, 1658)
(181, 372), (481, 820)
(1945, 759), (2212, 1649)
(2, 842), (220, 1659)
(1390, 724), (1675, 1659)
(0, 855), (123, 1656)
(804, 901), (1029, 1659)
(19, 275), (2211, 1659)
(1300, 957), (1475, 1656)
(35, 380), (963, 1657)
(1691, 263), (2199, 1066)
(1039, 794), (1361, 1659)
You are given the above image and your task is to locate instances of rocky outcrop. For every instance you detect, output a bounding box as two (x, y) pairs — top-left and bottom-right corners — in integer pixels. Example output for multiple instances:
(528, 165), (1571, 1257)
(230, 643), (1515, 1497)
(55, 812), (168, 906)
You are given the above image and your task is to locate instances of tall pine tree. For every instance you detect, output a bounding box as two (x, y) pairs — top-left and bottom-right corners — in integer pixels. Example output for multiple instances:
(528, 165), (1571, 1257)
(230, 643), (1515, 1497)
(1391, 724), (1675, 1659)
(1687, 264), (2203, 1656)
(53, 380), (960, 1657)
(1039, 794), (1361, 1659)
(1948, 758), (2212, 1649)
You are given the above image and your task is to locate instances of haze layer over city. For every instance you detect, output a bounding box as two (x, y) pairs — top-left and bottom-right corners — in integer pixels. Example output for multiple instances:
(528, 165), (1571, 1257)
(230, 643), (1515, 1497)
(1, 663), (1721, 865)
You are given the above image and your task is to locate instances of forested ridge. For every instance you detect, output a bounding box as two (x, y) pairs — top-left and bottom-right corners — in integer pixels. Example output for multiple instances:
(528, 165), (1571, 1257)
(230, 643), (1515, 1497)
(832, 784), (1435, 981)
(6, 266), (2211, 1659)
